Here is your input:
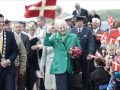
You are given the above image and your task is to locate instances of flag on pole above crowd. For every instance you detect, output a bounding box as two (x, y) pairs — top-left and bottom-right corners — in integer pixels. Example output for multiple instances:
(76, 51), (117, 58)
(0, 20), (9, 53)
(108, 16), (113, 31)
(24, 0), (57, 19)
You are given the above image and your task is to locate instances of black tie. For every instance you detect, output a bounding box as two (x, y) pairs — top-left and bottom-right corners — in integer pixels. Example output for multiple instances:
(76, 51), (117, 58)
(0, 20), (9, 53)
(78, 28), (81, 33)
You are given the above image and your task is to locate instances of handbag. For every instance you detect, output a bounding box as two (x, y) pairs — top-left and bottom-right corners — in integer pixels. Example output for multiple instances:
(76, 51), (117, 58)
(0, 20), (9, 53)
(70, 73), (83, 88)
(70, 58), (83, 88)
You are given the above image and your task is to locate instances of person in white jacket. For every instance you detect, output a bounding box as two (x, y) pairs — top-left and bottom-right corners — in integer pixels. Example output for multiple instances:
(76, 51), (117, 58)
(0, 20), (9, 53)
(40, 25), (57, 90)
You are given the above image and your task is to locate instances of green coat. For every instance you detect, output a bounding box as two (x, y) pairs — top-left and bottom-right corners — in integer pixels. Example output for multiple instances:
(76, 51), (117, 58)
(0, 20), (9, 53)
(43, 32), (81, 74)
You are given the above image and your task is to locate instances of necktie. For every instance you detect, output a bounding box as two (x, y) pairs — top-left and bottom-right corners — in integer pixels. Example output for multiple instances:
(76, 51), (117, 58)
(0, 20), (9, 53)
(0, 34), (2, 54)
(78, 10), (80, 15)
(78, 28), (81, 33)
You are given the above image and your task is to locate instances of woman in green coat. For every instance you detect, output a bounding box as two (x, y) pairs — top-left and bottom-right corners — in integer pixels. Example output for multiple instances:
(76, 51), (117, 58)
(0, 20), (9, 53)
(43, 19), (81, 90)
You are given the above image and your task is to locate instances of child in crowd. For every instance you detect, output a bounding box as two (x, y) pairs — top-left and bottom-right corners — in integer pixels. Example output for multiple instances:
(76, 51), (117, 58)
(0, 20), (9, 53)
(107, 48), (120, 90)
(90, 58), (111, 90)
(105, 44), (116, 72)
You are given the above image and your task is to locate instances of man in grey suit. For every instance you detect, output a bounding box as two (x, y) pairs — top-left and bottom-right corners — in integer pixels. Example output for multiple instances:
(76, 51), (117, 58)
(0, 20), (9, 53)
(13, 21), (29, 90)
(71, 16), (95, 90)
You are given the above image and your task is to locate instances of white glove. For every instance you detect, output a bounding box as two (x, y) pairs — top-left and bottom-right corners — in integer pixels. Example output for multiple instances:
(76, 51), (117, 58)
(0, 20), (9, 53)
(40, 65), (45, 77)
(46, 25), (52, 33)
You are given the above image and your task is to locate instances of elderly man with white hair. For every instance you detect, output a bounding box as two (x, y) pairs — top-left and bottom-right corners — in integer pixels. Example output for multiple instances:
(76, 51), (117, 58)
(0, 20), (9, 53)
(92, 18), (101, 34)
(91, 18), (103, 54)
(43, 19), (81, 90)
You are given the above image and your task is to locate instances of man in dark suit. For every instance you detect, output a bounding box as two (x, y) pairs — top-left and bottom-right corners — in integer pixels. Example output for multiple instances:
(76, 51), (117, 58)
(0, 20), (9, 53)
(88, 10), (101, 24)
(71, 16), (95, 90)
(0, 14), (18, 90)
(72, 3), (89, 25)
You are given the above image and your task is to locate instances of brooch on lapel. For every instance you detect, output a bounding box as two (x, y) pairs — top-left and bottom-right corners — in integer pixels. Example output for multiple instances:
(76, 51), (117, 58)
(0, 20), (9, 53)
(82, 35), (87, 38)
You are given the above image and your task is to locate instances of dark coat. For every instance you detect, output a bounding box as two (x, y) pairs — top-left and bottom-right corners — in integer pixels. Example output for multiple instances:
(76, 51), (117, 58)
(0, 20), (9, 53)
(71, 26), (95, 55)
(0, 31), (18, 75)
(71, 26), (95, 87)
(0, 31), (18, 90)
(93, 29), (103, 54)
(88, 14), (100, 23)
(28, 37), (40, 71)
(90, 67), (111, 90)
(72, 8), (89, 19)
(73, 8), (89, 25)
(20, 33), (29, 49)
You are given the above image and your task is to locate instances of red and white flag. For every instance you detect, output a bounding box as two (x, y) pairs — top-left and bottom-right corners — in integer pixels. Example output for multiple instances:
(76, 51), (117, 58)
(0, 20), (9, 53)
(109, 29), (120, 39)
(112, 61), (120, 71)
(24, 0), (56, 18)
(96, 32), (104, 40)
(106, 36), (116, 44)
(88, 51), (102, 59)
(108, 16), (113, 29)
(101, 32), (109, 40)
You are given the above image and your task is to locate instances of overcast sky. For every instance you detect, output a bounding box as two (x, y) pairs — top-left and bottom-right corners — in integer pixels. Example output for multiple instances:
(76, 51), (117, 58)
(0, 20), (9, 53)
(0, 0), (120, 21)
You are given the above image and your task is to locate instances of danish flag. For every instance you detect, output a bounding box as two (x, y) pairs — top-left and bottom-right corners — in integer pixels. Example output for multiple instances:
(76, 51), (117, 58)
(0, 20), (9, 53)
(96, 32), (104, 40)
(109, 29), (120, 39)
(112, 61), (120, 71)
(108, 16), (113, 29)
(24, 0), (56, 18)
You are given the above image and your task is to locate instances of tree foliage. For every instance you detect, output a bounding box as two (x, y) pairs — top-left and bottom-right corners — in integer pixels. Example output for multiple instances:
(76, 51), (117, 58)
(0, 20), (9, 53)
(97, 9), (120, 21)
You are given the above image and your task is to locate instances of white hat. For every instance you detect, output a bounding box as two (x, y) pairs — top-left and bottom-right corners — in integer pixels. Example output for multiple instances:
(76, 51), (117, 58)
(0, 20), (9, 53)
(63, 15), (74, 21)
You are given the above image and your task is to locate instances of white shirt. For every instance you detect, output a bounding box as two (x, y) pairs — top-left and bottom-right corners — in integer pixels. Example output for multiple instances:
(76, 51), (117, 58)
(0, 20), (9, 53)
(77, 26), (83, 33)
(76, 9), (81, 15)
(0, 31), (3, 40)
(35, 26), (46, 38)
(35, 26), (47, 78)
(35, 25), (47, 44)
(28, 33), (36, 40)
(93, 27), (100, 34)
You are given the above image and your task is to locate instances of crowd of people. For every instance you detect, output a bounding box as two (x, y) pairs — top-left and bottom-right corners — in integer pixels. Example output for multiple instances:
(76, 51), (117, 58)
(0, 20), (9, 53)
(0, 2), (120, 90)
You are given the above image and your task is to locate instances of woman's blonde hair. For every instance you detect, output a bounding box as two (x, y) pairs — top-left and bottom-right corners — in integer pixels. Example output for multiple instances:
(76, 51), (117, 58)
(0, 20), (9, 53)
(107, 44), (115, 50)
(26, 21), (37, 31)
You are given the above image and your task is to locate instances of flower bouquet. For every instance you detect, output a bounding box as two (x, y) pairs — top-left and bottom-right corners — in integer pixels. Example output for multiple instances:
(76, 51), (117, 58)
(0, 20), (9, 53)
(69, 46), (82, 74)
